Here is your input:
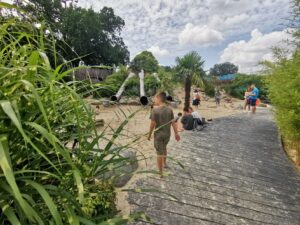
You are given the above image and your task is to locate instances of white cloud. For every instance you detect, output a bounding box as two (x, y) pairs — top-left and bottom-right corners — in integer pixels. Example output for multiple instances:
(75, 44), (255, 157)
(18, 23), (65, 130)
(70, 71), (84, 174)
(179, 23), (224, 46)
(209, 14), (249, 29)
(220, 29), (292, 73)
(77, 0), (291, 67)
(147, 45), (169, 57)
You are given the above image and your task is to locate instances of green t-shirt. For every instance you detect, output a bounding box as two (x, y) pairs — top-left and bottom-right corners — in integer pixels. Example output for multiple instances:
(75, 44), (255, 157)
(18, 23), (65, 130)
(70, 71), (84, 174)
(150, 106), (174, 138)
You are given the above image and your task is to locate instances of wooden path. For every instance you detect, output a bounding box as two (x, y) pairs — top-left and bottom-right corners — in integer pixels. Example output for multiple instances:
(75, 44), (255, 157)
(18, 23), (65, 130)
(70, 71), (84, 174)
(128, 108), (300, 225)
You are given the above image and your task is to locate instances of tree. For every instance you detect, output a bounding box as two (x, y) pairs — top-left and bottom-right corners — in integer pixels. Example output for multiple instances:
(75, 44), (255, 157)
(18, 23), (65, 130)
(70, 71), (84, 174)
(60, 6), (129, 65)
(175, 51), (205, 108)
(12, 0), (129, 66)
(209, 62), (238, 76)
(130, 51), (159, 73)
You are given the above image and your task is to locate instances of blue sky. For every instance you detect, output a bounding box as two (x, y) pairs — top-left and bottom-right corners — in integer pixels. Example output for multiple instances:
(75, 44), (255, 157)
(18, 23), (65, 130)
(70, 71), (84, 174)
(78, 0), (292, 73)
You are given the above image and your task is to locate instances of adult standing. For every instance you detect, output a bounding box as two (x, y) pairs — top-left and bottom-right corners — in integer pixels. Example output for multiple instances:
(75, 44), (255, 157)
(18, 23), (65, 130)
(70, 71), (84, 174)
(214, 88), (221, 106)
(249, 84), (259, 114)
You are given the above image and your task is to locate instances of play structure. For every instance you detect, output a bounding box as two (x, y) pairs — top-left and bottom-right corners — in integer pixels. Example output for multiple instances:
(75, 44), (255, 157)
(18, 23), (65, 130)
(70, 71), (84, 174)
(110, 72), (136, 102)
(110, 70), (173, 106)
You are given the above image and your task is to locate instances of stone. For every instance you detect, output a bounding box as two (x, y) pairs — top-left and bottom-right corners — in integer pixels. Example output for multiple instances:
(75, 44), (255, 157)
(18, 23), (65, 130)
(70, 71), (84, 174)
(234, 104), (244, 110)
(102, 100), (110, 107)
(170, 101), (179, 109)
(96, 148), (138, 187)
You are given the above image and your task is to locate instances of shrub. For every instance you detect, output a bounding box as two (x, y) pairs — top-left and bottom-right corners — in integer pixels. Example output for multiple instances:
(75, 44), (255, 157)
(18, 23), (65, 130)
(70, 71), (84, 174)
(265, 51), (300, 142)
(158, 68), (176, 95)
(94, 66), (127, 98)
(145, 75), (160, 96)
(203, 79), (216, 97)
(123, 76), (140, 97)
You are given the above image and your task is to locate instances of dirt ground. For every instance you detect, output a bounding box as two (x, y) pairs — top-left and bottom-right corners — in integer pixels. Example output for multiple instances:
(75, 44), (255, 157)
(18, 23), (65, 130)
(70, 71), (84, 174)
(86, 89), (245, 215)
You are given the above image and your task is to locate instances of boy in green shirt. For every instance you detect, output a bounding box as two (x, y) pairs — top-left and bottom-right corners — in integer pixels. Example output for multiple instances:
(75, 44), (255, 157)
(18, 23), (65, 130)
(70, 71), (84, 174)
(148, 92), (180, 177)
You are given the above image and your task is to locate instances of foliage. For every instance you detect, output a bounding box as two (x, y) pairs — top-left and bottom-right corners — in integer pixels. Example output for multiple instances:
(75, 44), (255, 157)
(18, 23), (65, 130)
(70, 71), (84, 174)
(60, 6), (129, 66)
(123, 76), (140, 97)
(223, 74), (268, 100)
(144, 75), (161, 96)
(0, 12), (143, 224)
(203, 79), (216, 97)
(209, 62), (238, 76)
(130, 51), (159, 73)
(175, 51), (205, 108)
(264, 51), (300, 141)
(10, 0), (129, 66)
(94, 65), (128, 98)
(157, 67), (176, 94)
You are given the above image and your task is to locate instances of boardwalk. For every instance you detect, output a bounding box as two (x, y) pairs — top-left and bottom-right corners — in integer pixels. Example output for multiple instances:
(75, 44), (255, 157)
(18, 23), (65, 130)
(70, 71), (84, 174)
(128, 108), (300, 225)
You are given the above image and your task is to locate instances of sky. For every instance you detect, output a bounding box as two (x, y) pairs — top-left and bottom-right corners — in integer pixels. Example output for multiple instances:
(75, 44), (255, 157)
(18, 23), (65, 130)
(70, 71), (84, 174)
(78, 0), (293, 73)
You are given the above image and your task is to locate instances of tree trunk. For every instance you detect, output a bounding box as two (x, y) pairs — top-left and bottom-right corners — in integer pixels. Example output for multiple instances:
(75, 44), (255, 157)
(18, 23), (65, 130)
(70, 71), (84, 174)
(184, 75), (192, 109)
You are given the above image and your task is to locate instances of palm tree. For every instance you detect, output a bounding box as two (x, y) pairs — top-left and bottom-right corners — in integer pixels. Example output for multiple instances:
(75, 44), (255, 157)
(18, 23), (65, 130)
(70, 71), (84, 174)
(175, 51), (205, 109)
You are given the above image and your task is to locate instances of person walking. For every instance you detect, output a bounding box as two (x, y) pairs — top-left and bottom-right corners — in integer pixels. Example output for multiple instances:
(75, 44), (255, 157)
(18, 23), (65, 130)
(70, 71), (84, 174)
(249, 84), (259, 114)
(214, 88), (221, 106)
(148, 92), (180, 178)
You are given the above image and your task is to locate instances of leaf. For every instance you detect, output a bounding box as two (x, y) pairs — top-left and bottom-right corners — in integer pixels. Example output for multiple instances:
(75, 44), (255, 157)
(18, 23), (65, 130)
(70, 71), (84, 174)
(73, 170), (84, 204)
(25, 180), (63, 225)
(0, 135), (43, 224)
(0, 100), (59, 174)
(0, 200), (21, 225)
(65, 205), (80, 225)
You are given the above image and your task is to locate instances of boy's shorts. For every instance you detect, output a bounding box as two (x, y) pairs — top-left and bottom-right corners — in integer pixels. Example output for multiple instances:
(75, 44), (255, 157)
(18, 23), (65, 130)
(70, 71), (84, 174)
(249, 99), (257, 106)
(154, 135), (170, 155)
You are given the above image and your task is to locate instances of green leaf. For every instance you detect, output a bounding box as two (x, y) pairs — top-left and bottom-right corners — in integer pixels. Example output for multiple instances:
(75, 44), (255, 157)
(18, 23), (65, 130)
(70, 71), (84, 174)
(25, 180), (63, 225)
(0, 200), (21, 225)
(65, 205), (80, 225)
(0, 135), (43, 224)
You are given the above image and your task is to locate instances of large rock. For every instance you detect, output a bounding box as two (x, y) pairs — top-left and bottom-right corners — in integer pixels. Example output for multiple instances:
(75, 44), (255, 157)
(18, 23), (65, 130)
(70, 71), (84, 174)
(96, 148), (138, 187)
(113, 149), (138, 187)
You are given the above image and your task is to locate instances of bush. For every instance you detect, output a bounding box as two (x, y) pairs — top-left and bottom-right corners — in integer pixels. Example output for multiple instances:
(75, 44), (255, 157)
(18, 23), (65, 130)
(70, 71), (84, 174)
(123, 76), (140, 97)
(203, 79), (216, 97)
(145, 75), (160, 96)
(265, 51), (300, 141)
(94, 66), (127, 98)
(223, 74), (268, 100)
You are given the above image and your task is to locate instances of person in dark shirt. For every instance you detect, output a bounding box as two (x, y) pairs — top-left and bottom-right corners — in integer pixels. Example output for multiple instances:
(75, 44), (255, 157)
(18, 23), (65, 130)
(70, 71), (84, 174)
(181, 107), (194, 130)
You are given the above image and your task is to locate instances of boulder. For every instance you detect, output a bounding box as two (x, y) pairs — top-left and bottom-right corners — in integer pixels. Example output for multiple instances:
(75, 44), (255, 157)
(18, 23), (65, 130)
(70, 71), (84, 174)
(102, 100), (110, 107)
(113, 149), (138, 187)
(96, 148), (138, 187)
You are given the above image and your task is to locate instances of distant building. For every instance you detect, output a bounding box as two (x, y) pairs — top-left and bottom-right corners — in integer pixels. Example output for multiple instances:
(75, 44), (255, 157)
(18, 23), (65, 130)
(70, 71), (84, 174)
(74, 68), (113, 83)
(219, 74), (237, 81)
